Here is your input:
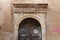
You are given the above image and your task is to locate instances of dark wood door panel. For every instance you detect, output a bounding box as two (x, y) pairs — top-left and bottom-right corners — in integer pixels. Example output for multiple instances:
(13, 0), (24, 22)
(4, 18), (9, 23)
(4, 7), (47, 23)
(18, 18), (42, 40)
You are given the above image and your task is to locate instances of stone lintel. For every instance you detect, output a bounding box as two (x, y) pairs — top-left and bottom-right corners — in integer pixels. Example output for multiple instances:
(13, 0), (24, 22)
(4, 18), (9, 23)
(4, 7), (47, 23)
(12, 3), (48, 14)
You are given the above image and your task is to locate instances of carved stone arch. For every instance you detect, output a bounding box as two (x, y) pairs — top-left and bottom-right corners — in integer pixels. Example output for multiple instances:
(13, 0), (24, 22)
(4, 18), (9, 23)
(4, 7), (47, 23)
(15, 14), (41, 28)
(14, 14), (46, 40)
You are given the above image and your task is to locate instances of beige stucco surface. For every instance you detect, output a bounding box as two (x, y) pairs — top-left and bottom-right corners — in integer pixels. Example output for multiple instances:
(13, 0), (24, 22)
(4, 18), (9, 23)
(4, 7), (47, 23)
(0, 0), (60, 40)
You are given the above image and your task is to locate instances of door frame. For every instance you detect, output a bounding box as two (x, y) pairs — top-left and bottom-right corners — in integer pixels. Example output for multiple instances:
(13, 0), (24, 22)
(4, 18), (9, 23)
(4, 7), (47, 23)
(14, 14), (46, 40)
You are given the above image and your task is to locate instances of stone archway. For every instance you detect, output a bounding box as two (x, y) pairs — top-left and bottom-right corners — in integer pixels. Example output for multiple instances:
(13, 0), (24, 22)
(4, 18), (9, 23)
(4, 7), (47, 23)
(14, 14), (46, 40)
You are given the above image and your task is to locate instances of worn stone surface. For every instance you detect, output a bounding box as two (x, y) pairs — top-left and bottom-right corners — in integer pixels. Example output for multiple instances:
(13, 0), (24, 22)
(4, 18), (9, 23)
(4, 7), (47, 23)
(0, 0), (60, 40)
(4, 32), (14, 40)
(0, 31), (4, 40)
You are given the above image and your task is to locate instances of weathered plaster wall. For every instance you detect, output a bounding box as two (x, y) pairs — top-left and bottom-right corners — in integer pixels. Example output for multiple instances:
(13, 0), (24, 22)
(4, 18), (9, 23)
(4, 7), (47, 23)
(0, 0), (60, 40)
(0, 0), (13, 32)
(0, 0), (13, 40)
(46, 0), (60, 40)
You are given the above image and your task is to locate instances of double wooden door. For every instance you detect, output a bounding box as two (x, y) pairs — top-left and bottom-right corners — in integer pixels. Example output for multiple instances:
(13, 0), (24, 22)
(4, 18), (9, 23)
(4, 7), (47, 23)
(18, 18), (42, 40)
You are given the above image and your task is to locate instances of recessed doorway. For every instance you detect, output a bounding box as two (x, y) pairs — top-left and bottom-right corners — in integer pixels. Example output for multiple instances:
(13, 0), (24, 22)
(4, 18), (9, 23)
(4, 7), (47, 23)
(18, 18), (42, 40)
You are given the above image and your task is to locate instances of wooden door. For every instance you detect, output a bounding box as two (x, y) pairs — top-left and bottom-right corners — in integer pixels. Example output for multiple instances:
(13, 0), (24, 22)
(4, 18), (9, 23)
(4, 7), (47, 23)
(18, 18), (42, 40)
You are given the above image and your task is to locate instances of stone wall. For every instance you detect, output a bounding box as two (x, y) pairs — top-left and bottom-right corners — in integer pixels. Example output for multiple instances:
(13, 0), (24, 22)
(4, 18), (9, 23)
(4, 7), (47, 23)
(0, 0), (13, 40)
(0, 0), (60, 40)
(0, 0), (13, 32)
(46, 0), (60, 40)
